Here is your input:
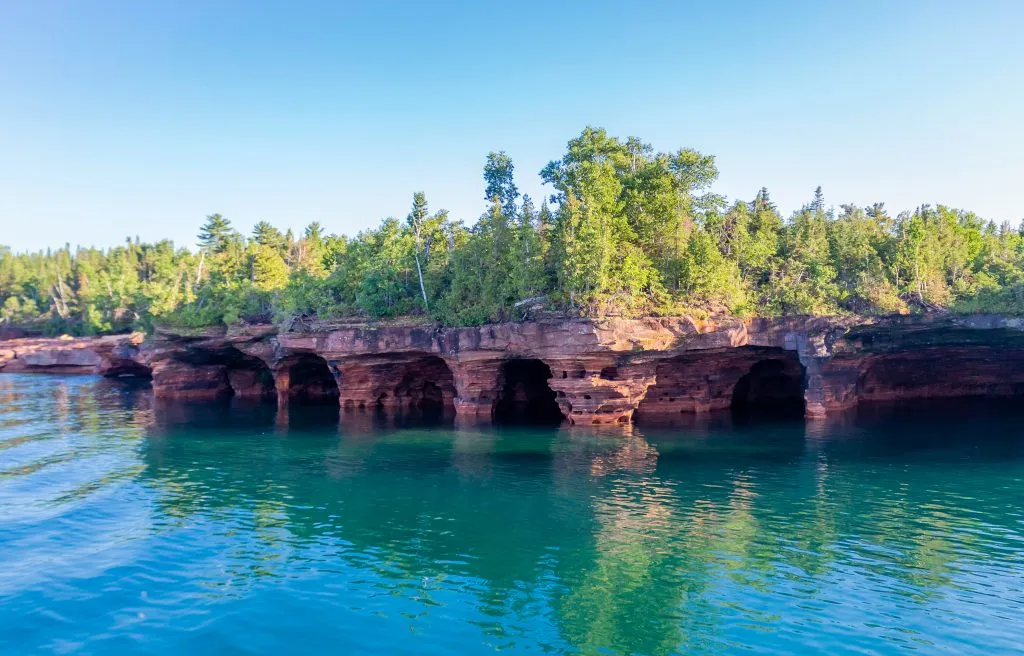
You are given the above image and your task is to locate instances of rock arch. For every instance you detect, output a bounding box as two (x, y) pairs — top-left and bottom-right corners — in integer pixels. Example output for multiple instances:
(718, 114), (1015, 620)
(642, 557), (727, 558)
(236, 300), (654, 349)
(387, 355), (456, 418)
(225, 353), (275, 399)
(152, 346), (274, 400)
(101, 360), (153, 380)
(335, 354), (456, 419)
(635, 347), (806, 422)
(275, 353), (340, 404)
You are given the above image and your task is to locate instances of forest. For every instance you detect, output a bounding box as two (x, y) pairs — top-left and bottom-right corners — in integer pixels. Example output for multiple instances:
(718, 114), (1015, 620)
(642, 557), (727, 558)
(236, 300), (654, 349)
(2, 127), (1023, 336)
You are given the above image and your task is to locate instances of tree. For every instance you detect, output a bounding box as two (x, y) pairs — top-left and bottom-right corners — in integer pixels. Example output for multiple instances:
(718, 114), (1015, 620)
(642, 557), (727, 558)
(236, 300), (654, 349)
(252, 221), (288, 254)
(680, 228), (746, 312)
(483, 151), (519, 214)
(407, 192), (431, 311)
(198, 214), (236, 254)
(250, 245), (290, 291)
(542, 128), (630, 311)
(810, 186), (825, 214)
(304, 222), (324, 243)
(4, 126), (1023, 333)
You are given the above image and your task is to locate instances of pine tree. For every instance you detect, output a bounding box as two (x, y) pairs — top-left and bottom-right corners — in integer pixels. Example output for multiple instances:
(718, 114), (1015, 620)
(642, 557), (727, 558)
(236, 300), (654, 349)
(197, 214), (235, 254)
(252, 221), (288, 254)
(810, 186), (825, 214)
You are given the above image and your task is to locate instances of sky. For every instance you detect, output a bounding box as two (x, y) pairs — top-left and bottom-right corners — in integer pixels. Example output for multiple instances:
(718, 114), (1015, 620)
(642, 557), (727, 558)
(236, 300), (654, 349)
(1, 0), (1022, 252)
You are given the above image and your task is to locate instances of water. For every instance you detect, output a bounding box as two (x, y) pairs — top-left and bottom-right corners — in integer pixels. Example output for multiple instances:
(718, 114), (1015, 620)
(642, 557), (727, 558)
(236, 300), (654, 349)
(1, 375), (1023, 655)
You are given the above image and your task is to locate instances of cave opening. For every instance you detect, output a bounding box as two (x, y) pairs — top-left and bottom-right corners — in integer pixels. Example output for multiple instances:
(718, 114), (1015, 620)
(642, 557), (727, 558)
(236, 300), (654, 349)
(226, 354), (275, 400)
(855, 346), (1024, 415)
(280, 354), (340, 404)
(635, 346), (806, 424)
(731, 358), (806, 421)
(390, 356), (456, 419)
(170, 346), (275, 401)
(493, 359), (564, 426)
(103, 360), (154, 380)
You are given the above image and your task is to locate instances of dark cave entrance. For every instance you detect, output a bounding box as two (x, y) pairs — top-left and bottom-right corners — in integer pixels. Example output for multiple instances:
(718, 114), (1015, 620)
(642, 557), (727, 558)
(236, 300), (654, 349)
(493, 359), (564, 426)
(280, 354), (340, 404)
(390, 356), (456, 419)
(226, 353), (275, 400)
(731, 358), (806, 421)
(172, 346), (275, 401)
(854, 345), (1024, 416)
(103, 360), (154, 380)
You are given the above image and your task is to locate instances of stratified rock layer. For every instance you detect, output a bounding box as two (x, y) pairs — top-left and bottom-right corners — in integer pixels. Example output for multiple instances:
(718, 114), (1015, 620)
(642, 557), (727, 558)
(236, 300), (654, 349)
(5, 314), (1024, 424)
(0, 334), (146, 376)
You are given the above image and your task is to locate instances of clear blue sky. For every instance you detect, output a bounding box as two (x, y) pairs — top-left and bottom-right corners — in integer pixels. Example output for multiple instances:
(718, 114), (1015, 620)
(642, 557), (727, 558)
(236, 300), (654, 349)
(2, 1), (1022, 252)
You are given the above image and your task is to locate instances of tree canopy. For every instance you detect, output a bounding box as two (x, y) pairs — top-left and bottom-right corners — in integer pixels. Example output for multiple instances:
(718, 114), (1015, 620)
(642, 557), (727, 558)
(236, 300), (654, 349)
(3, 127), (1023, 336)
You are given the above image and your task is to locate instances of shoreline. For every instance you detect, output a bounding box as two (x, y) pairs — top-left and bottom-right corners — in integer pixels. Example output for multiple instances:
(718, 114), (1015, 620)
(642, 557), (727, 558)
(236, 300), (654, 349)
(3, 313), (1024, 424)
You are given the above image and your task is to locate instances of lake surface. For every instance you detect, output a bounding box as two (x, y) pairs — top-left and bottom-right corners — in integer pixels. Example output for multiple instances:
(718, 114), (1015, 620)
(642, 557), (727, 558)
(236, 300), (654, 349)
(1, 375), (1023, 655)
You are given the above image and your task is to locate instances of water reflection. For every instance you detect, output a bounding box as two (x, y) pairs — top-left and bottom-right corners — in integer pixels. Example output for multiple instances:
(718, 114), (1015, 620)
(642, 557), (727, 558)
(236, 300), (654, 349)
(1, 376), (1023, 654)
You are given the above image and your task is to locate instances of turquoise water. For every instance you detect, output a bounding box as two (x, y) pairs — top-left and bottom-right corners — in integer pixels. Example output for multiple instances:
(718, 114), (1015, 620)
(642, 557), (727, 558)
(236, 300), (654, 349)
(1, 375), (1023, 654)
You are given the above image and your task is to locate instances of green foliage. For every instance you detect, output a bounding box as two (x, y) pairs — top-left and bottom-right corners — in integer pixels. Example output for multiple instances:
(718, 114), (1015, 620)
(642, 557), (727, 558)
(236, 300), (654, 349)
(680, 229), (746, 313)
(3, 127), (1023, 335)
(250, 245), (290, 292)
(197, 214), (237, 254)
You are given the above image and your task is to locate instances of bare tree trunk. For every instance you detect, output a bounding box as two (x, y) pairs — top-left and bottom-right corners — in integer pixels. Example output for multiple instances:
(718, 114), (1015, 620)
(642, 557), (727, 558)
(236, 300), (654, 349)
(413, 229), (428, 311)
(195, 251), (205, 291)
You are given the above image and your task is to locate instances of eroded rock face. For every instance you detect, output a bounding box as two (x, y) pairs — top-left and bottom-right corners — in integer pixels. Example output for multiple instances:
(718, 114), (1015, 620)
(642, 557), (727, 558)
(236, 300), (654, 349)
(152, 360), (233, 399)
(6, 314), (1024, 423)
(857, 346), (1024, 401)
(802, 316), (1024, 416)
(0, 334), (146, 376)
(332, 354), (456, 416)
(635, 347), (803, 417)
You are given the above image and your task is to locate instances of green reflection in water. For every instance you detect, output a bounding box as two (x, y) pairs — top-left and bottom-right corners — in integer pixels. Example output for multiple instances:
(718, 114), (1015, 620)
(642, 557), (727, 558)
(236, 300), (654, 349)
(1, 376), (1023, 655)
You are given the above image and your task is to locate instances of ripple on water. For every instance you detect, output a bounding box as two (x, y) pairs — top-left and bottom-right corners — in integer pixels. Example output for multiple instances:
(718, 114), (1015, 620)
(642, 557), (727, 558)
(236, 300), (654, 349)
(1, 375), (1024, 654)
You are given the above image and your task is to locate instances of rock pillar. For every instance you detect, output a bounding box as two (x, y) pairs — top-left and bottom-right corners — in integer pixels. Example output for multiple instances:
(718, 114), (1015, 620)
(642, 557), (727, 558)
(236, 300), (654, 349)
(544, 358), (657, 425)
(274, 367), (291, 407)
(448, 357), (503, 421)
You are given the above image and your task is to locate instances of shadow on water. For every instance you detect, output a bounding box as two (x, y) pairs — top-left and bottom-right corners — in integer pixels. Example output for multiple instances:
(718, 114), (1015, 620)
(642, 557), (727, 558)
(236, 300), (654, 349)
(805, 397), (1024, 462)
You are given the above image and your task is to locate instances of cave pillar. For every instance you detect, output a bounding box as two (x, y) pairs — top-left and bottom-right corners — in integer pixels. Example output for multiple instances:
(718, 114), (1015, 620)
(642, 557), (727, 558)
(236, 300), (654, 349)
(448, 357), (502, 421)
(800, 355), (861, 418)
(274, 367), (291, 408)
(336, 358), (385, 413)
(544, 358), (657, 425)
(785, 329), (858, 418)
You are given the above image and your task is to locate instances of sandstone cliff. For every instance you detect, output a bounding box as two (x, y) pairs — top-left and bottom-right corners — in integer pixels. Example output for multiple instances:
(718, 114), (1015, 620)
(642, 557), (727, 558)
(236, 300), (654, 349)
(4, 315), (1024, 424)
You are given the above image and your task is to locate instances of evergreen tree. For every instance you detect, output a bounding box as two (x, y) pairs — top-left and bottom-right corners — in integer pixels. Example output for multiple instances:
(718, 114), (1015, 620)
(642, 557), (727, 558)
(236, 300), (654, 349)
(198, 214), (236, 254)
(250, 245), (290, 291)
(252, 221), (288, 254)
(3, 127), (1024, 334)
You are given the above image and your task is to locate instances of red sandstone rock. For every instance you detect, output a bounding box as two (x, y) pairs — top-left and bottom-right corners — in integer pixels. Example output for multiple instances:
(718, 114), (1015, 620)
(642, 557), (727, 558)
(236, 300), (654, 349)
(0, 334), (143, 375)
(6, 315), (1024, 423)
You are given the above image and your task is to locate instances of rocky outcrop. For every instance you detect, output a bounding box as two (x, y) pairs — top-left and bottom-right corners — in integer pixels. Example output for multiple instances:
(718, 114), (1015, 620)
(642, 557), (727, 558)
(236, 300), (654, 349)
(143, 325), (276, 401)
(0, 333), (146, 376)
(5, 314), (1024, 424)
(799, 315), (1024, 416)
